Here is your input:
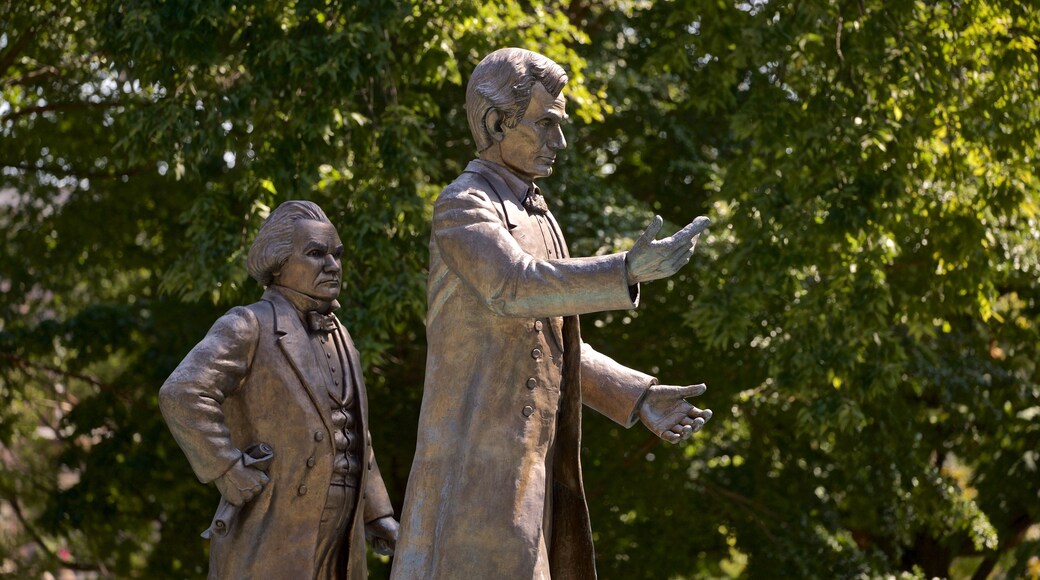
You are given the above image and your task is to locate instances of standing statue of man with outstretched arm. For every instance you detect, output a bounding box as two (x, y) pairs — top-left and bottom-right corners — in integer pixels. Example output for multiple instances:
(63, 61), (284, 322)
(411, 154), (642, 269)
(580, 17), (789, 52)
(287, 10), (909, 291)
(392, 48), (713, 580)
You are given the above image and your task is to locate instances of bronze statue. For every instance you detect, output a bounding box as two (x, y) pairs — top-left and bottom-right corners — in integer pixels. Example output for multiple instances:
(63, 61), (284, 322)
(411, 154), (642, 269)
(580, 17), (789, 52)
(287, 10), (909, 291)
(392, 48), (713, 579)
(160, 201), (399, 579)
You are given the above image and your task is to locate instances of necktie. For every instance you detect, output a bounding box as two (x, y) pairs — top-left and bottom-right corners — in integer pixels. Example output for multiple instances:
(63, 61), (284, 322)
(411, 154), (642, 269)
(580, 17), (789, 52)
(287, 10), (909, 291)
(307, 311), (337, 333)
(522, 189), (549, 215)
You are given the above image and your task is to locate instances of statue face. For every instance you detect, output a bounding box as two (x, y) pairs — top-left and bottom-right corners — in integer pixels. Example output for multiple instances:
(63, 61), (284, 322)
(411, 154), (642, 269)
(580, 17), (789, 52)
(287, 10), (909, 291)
(273, 220), (343, 301)
(497, 82), (567, 181)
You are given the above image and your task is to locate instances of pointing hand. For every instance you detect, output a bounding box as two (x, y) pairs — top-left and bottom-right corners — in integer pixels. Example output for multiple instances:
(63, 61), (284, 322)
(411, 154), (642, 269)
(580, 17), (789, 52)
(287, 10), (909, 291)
(625, 215), (710, 285)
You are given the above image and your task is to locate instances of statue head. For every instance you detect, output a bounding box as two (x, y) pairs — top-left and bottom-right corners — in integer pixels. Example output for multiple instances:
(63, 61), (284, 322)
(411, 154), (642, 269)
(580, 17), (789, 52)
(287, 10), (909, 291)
(465, 48), (569, 153)
(247, 201), (339, 293)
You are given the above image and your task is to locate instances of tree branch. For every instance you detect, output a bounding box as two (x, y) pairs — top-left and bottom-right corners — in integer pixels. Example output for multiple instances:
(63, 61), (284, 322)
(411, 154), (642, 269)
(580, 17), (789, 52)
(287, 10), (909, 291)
(1, 495), (100, 573)
(1, 65), (60, 88)
(0, 100), (124, 122)
(0, 353), (116, 395)
(698, 479), (778, 542)
(0, 23), (40, 77)
(0, 161), (153, 181)
(835, 15), (845, 63)
(0, 3), (69, 76)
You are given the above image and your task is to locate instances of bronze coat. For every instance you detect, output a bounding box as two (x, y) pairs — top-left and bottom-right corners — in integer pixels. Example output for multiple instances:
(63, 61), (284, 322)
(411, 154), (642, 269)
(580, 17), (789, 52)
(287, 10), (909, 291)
(392, 161), (655, 579)
(160, 288), (393, 580)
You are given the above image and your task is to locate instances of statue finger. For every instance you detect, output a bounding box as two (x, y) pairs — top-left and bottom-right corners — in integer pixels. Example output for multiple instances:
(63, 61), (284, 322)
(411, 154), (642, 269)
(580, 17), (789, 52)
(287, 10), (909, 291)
(634, 215), (664, 251)
(666, 243), (693, 261)
(689, 417), (706, 433)
(665, 248), (694, 270)
(672, 253), (693, 270)
(671, 216), (712, 243)
(687, 407), (713, 421)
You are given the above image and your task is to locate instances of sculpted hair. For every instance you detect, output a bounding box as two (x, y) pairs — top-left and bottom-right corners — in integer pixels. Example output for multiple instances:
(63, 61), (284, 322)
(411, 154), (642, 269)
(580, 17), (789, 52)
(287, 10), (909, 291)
(465, 48), (568, 152)
(246, 200), (331, 287)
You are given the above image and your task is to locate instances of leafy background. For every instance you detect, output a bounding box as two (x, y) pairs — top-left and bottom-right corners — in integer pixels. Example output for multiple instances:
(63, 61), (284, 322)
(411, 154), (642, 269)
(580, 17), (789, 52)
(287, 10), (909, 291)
(1, 0), (1038, 578)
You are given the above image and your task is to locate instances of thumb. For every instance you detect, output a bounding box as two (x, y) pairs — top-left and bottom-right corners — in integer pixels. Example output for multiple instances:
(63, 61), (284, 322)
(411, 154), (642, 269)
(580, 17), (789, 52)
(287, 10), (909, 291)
(633, 215), (664, 251)
(660, 383), (707, 399)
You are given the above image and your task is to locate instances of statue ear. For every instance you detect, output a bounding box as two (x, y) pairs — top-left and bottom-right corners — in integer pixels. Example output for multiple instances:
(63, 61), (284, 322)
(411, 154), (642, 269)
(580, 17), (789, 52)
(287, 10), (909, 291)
(484, 109), (505, 142)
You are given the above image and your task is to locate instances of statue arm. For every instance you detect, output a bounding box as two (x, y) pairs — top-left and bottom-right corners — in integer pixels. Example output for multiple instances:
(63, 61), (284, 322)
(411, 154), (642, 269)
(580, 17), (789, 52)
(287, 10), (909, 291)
(363, 443), (399, 555)
(432, 187), (637, 318)
(580, 342), (713, 441)
(579, 341), (656, 428)
(362, 443), (394, 523)
(158, 306), (260, 483)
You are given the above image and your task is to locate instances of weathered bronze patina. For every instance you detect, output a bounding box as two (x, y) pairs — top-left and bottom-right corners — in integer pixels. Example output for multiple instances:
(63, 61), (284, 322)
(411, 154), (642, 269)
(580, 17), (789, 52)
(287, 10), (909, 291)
(160, 201), (399, 579)
(392, 48), (713, 580)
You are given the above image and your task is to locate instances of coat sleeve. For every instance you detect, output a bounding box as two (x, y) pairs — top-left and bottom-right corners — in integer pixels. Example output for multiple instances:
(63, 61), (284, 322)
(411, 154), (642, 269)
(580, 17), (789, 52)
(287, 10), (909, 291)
(580, 341), (656, 428)
(363, 444), (395, 524)
(432, 187), (637, 318)
(158, 306), (259, 483)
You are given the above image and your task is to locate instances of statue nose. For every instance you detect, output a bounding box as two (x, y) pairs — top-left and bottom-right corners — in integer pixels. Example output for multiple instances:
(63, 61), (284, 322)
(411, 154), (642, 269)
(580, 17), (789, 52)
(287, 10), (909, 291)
(552, 127), (567, 150)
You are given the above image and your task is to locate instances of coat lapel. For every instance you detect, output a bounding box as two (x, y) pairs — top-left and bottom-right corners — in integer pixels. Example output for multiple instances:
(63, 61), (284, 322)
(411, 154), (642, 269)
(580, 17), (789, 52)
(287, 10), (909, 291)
(464, 161), (527, 230)
(264, 289), (334, 435)
(335, 323), (368, 422)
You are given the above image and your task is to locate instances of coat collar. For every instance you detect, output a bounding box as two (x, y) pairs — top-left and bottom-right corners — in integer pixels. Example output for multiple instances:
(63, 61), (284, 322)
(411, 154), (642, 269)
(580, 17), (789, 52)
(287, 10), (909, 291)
(261, 287), (334, 433)
(464, 159), (530, 230)
(270, 284), (340, 320)
(259, 287), (369, 422)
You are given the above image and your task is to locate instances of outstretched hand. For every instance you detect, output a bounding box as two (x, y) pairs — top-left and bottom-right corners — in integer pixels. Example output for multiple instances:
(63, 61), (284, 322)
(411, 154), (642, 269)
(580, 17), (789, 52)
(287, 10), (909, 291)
(625, 215), (710, 285)
(637, 383), (713, 444)
(366, 516), (401, 556)
(215, 461), (269, 507)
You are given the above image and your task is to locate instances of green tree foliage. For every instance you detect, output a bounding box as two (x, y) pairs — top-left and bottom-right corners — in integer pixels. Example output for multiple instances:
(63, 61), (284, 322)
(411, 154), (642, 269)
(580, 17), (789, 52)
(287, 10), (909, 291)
(1, 0), (1038, 578)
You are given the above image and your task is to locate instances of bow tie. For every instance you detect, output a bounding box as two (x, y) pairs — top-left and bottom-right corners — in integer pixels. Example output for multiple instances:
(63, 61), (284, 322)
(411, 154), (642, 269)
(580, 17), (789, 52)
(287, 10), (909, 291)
(522, 190), (548, 216)
(307, 311), (337, 334)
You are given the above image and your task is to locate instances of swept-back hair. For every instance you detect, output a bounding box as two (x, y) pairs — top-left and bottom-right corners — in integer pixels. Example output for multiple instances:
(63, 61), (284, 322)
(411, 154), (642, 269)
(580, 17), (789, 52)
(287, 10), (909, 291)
(246, 200), (331, 287)
(465, 48), (568, 152)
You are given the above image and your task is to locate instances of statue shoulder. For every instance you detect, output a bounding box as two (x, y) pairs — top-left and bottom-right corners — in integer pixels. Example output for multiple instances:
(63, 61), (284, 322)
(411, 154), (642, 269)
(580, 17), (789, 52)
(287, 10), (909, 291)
(440, 170), (494, 201)
(204, 304), (263, 344)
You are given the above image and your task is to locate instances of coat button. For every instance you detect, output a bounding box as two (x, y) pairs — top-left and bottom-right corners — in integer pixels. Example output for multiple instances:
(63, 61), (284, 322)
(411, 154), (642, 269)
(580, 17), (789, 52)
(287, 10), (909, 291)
(533, 320), (543, 332)
(306, 456), (316, 468)
(522, 405), (534, 417)
(526, 377), (537, 389)
(531, 348), (542, 360)
(298, 485), (308, 496)
(314, 431), (324, 442)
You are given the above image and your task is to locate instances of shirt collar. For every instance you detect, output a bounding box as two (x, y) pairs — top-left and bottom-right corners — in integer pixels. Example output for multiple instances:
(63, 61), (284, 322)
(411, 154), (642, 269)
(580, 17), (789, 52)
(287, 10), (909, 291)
(268, 285), (339, 323)
(471, 159), (539, 200)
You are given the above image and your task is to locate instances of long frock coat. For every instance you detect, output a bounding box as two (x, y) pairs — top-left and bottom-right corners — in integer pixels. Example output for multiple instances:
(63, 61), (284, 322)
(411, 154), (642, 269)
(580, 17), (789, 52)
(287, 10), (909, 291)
(392, 160), (656, 579)
(159, 287), (394, 580)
